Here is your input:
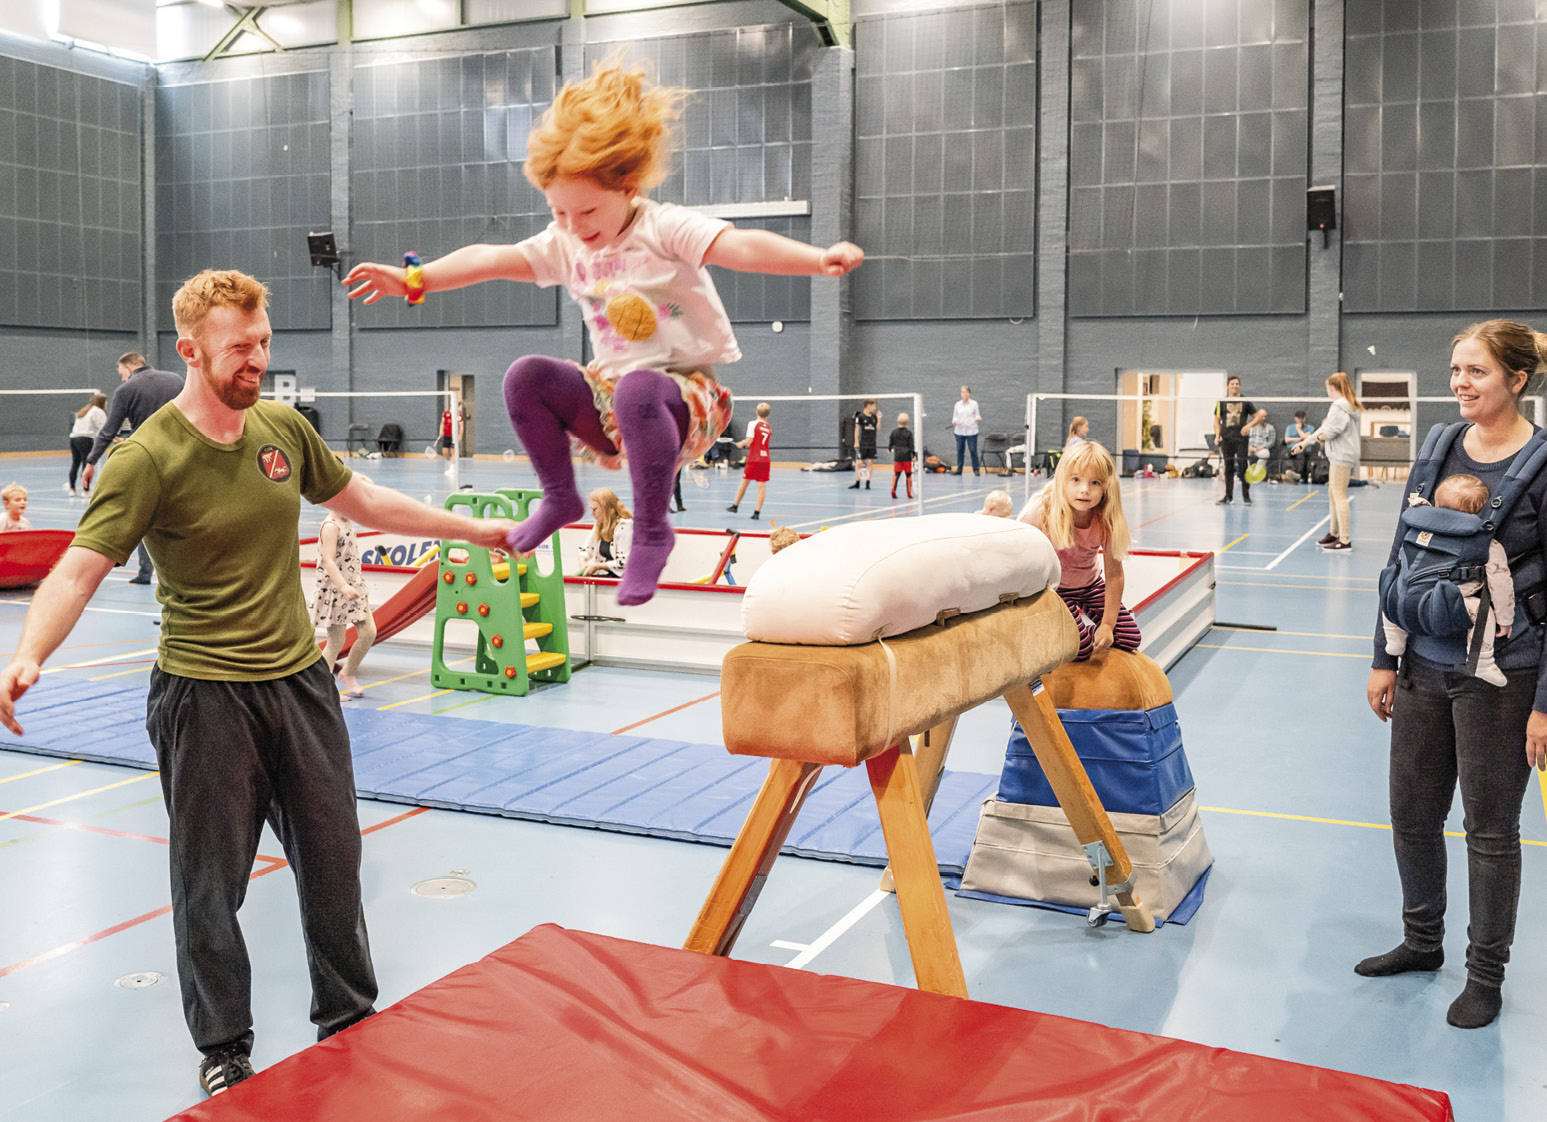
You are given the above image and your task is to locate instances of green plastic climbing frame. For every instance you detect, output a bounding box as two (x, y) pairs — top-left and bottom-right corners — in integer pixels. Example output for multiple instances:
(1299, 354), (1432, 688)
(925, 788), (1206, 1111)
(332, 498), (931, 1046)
(431, 489), (571, 696)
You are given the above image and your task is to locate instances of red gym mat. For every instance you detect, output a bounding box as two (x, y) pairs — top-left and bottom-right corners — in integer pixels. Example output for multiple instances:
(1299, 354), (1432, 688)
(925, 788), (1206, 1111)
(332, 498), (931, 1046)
(166, 924), (1452, 1122)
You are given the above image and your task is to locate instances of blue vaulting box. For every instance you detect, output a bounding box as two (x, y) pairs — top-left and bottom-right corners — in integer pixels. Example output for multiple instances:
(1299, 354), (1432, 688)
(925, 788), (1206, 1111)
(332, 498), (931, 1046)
(999, 703), (1193, 817)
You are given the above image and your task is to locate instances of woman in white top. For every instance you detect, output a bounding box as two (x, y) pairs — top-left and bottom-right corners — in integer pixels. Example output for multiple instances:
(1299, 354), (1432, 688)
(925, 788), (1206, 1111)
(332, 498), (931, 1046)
(67, 393), (107, 497)
(580, 488), (634, 577)
(952, 385), (982, 476)
(1291, 372), (1363, 551)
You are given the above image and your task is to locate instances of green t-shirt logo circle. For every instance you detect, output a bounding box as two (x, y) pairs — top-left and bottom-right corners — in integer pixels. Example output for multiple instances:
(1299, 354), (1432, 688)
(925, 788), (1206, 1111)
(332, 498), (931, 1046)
(259, 444), (292, 482)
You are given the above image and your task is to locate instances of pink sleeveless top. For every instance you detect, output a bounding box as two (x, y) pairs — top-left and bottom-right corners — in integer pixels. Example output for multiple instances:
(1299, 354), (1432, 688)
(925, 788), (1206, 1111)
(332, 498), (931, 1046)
(1027, 501), (1106, 589)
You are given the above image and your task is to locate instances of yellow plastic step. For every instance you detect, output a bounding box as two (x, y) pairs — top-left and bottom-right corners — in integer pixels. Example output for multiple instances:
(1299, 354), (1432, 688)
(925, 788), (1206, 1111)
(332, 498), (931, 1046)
(523, 621), (553, 640)
(520, 592), (540, 608)
(526, 651), (567, 673)
(489, 561), (528, 580)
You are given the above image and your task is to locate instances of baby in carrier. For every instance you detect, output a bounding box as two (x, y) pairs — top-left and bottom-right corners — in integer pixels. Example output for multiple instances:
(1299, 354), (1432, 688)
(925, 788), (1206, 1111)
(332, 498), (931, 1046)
(1380, 473), (1513, 686)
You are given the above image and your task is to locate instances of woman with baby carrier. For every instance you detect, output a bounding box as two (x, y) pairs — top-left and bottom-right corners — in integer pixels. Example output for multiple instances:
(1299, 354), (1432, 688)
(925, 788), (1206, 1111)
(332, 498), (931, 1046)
(1364, 319), (1547, 1029)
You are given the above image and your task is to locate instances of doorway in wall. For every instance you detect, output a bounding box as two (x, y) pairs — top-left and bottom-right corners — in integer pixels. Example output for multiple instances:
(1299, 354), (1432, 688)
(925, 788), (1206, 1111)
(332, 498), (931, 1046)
(1117, 370), (1227, 460)
(437, 372), (476, 457)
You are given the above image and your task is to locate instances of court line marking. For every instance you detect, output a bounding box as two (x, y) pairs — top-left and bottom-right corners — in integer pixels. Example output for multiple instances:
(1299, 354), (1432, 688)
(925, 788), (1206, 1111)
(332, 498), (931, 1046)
(1194, 643), (1368, 659)
(1540, 771), (1547, 825)
(0, 760), (80, 786)
(42, 647), (159, 673)
(433, 694), (495, 715)
(1199, 803), (1547, 847)
(786, 890), (889, 970)
(378, 689), (454, 711)
(0, 772), (160, 826)
(90, 664), (154, 681)
(1218, 533), (1249, 553)
(612, 691), (722, 735)
(0, 806), (429, 979)
(1264, 514), (1332, 570)
(1217, 570), (1378, 582)
(1217, 580), (1374, 592)
(769, 939), (809, 952)
(1284, 489), (1322, 511)
(1214, 626), (1372, 640)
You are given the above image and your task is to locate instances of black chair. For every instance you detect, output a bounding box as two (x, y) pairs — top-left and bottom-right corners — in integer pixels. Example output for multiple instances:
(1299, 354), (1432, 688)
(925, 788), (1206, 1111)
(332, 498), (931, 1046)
(295, 404), (322, 434)
(376, 423), (403, 457)
(981, 433), (1013, 475)
(346, 423), (372, 457)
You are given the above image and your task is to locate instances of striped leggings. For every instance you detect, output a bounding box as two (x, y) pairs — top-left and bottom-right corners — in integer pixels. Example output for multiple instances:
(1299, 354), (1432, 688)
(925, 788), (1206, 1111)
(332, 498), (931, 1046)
(1058, 578), (1142, 661)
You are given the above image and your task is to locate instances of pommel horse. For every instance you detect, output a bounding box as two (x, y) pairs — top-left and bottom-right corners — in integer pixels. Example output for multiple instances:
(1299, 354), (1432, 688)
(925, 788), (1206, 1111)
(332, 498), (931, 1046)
(685, 591), (1155, 998)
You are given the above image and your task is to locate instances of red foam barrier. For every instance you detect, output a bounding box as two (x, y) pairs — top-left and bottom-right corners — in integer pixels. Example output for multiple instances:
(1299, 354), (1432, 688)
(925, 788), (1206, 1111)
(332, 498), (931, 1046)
(167, 925), (1452, 1122)
(0, 529), (73, 589)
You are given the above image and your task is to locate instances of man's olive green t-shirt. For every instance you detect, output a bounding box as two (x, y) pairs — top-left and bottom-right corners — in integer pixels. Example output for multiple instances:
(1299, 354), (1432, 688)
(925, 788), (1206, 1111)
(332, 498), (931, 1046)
(73, 401), (352, 680)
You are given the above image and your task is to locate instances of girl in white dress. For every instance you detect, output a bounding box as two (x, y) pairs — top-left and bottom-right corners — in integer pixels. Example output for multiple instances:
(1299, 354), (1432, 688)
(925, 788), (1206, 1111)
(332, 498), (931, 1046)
(313, 496), (376, 698)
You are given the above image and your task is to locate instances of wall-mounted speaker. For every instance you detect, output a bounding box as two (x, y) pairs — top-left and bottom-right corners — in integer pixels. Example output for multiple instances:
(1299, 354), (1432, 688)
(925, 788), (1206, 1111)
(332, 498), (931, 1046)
(1306, 187), (1337, 231)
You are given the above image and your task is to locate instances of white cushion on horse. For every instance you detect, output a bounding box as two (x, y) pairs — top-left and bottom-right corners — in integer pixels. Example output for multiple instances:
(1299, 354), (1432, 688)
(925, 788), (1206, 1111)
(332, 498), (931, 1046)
(741, 513), (1061, 646)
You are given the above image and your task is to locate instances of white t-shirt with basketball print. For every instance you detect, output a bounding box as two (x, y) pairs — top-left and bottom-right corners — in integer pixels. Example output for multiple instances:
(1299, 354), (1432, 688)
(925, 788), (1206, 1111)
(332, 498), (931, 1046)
(517, 198), (743, 381)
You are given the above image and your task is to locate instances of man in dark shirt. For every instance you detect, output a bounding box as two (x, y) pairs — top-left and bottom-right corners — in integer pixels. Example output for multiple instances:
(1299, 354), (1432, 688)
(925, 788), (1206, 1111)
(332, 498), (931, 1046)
(1213, 376), (1260, 506)
(83, 352), (185, 583)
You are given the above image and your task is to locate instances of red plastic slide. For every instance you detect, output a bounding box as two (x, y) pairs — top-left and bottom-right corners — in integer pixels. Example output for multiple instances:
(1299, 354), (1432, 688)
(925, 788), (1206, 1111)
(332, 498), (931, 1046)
(320, 562), (440, 660)
(0, 530), (74, 589)
(164, 925), (1452, 1122)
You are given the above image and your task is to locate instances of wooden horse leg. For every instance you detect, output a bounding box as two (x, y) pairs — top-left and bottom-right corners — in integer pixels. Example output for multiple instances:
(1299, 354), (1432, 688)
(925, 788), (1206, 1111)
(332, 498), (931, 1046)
(879, 715), (958, 893)
(1002, 681), (1156, 934)
(684, 759), (824, 957)
(866, 743), (968, 997)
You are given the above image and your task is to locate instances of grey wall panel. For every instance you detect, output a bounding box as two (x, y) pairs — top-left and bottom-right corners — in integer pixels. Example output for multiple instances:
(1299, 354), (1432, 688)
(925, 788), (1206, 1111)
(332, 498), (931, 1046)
(1343, 0), (1545, 312)
(853, 1), (1037, 320)
(1069, 0), (1309, 316)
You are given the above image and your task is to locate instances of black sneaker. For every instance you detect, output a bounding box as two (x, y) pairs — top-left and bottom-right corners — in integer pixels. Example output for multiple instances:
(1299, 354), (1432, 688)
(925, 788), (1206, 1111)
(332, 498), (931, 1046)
(750, 510), (760, 520)
(1317, 533), (1337, 545)
(199, 1049), (255, 1096)
(847, 481), (861, 490)
(1244, 497), (1253, 506)
(1323, 540), (1351, 551)
(1215, 497), (1232, 505)
(725, 504), (738, 513)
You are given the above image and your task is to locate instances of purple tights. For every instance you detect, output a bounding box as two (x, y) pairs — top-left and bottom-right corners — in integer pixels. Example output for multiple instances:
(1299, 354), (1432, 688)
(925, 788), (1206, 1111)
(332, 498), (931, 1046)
(502, 355), (688, 605)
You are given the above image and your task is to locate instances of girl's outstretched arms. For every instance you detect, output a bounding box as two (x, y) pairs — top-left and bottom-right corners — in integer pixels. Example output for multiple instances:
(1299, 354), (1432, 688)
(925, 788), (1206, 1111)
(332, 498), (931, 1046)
(704, 228), (863, 277)
(344, 244), (538, 304)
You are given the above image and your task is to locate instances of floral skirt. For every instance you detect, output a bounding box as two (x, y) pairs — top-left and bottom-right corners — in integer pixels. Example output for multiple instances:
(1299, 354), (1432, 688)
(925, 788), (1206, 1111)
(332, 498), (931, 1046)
(571, 364), (733, 473)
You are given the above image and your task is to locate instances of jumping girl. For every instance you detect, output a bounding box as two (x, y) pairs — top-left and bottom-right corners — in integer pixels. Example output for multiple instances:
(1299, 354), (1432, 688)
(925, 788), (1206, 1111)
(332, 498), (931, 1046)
(344, 56), (863, 604)
(1019, 440), (1141, 660)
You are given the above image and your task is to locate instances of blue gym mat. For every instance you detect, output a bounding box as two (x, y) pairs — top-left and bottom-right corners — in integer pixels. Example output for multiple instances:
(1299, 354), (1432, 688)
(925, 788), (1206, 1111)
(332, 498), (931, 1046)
(0, 676), (995, 874)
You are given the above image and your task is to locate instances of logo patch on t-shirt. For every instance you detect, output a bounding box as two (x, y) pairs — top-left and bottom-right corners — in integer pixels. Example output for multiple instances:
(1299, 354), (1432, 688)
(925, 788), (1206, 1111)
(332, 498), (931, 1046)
(258, 444), (292, 482)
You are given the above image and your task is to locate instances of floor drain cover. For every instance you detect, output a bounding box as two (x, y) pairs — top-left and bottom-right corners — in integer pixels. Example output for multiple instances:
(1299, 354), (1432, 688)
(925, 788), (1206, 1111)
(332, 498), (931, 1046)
(116, 972), (163, 989)
(411, 877), (476, 898)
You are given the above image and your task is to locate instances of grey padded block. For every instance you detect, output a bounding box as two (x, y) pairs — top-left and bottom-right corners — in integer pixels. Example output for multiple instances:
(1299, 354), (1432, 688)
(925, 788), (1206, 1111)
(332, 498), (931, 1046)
(1204, 0), (1237, 48)
(1237, 112), (1272, 178)
(1104, 120), (1136, 183)
(1102, 185), (1134, 250)
(1417, 101), (1457, 170)
(1534, 238), (1547, 305)
(1455, 169), (1494, 238)
(1137, 118), (1169, 182)
(1454, 239), (1492, 309)
(1098, 249), (1133, 316)
(1417, 171), (1456, 240)
(1239, 44), (1273, 112)
(1381, 33), (1419, 103)
(941, 258), (973, 318)
(1418, 29), (1458, 101)
(912, 257), (944, 319)
(1199, 246), (1235, 312)
(1494, 167), (1534, 237)
(1342, 242), (1378, 310)
(1457, 98), (1498, 169)
(1494, 96), (1534, 167)
(1133, 247), (1168, 314)
(1380, 172), (1418, 241)
(1345, 35), (1383, 106)
(1203, 47), (1238, 115)
(1068, 251), (1101, 315)
(1170, 49), (1203, 116)
(1492, 237), (1532, 307)
(914, 195), (944, 256)
(1236, 178), (1270, 246)
(974, 131), (1004, 191)
(1134, 183), (1168, 248)
(1269, 245), (1305, 313)
(1170, 116), (1203, 181)
(1457, 27), (1497, 99)
(1381, 101), (1418, 172)
(1203, 115), (1237, 179)
(1169, 180), (1202, 246)
(1495, 18), (1535, 95)
(1379, 241), (1418, 311)
(1272, 109), (1308, 176)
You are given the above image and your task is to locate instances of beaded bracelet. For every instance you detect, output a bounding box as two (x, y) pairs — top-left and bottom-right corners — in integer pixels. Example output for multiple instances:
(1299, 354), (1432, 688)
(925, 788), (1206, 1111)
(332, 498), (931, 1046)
(403, 251), (426, 305)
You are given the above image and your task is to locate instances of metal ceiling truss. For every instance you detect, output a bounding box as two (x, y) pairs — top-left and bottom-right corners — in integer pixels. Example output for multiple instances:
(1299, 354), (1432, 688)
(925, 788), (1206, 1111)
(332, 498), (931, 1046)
(203, 5), (287, 62)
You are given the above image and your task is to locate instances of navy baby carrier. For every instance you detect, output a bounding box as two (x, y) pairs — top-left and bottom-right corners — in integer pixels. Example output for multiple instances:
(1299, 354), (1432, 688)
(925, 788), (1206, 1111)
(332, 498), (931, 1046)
(1377, 422), (1547, 673)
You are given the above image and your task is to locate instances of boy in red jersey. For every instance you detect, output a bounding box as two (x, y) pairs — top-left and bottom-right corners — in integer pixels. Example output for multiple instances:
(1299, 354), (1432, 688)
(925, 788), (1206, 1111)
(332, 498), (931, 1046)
(726, 402), (772, 520)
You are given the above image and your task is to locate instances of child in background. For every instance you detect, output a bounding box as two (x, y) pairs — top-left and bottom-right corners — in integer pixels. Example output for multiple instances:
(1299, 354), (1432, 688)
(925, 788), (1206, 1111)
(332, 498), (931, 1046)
(313, 493), (375, 699)
(850, 398), (879, 490)
(580, 487), (634, 577)
(0, 484), (31, 532)
(888, 412), (915, 499)
(344, 57), (863, 605)
(979, 490), (1013, 517)
(727, 402), (772, 519)
(768, 526), (800, 555)
(1379, 474), (1512, 687)
(1019, 441), (1141, 661)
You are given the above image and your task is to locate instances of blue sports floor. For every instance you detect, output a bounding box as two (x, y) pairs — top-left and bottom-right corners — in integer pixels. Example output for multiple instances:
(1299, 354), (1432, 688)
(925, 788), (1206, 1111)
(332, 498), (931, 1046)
(2, 453), (1544, 1121)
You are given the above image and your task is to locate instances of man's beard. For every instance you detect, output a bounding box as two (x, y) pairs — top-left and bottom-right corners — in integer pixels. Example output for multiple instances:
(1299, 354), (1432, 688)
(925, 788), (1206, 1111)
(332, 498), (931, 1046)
(201, 362), (261, 410)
